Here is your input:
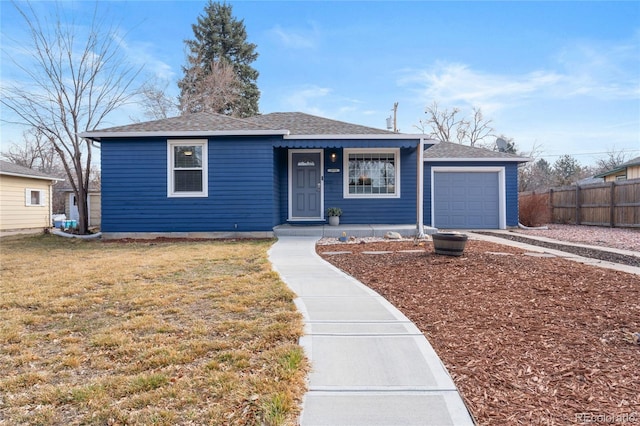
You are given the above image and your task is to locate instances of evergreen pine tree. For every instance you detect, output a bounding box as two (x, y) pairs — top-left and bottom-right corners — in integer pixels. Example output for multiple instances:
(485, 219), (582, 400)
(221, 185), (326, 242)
(179, 1), (259, 117)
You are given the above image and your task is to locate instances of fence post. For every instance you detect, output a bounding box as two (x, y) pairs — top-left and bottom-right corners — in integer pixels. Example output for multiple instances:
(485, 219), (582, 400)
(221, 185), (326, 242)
(575, 185), (581, 225)
(610, 181), (615, 228)
(549, 188), (554, 223)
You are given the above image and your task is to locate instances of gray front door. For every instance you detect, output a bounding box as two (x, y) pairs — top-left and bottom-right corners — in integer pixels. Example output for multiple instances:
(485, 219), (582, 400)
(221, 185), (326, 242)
(291, 151), (322, 219)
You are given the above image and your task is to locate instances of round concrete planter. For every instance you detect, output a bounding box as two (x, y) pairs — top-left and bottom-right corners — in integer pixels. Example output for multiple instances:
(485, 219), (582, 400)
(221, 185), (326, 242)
(328, 216), (340, 226)
(432, 233), (468, 256)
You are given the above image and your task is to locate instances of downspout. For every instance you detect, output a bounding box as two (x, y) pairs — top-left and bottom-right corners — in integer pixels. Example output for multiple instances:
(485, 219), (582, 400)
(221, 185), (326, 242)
(49, 180), (54, 229)
(416, 138), (425, 238)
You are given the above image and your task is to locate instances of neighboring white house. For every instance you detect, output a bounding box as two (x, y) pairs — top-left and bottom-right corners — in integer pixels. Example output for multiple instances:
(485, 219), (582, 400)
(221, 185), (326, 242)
(61, 187), (101, 227)
(0, 160), (64, 234)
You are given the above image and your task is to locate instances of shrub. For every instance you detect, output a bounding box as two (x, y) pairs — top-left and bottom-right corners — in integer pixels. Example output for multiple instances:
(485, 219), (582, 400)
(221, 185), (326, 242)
(519, 192), (550, 226)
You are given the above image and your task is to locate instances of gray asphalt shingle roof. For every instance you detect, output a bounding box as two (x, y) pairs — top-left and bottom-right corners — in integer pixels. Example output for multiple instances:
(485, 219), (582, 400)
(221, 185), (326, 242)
(0, 159), (63, 181)
(423, 141), (529, 162)
(82, 111), (394, 137)
(245, 112), (394, 135)
(91, 112), (274, 133)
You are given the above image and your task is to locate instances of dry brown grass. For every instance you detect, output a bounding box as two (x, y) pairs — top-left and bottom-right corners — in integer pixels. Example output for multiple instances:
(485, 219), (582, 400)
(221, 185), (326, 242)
(0, 235), (307, 425)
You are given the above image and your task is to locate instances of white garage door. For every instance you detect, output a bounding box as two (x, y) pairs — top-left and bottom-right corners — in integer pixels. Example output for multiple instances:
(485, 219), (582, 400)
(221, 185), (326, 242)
(434, 171), (500, 229)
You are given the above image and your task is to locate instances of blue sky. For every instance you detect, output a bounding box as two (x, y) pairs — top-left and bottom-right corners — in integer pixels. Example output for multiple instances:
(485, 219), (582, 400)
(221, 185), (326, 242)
(1, 1), (639, 167)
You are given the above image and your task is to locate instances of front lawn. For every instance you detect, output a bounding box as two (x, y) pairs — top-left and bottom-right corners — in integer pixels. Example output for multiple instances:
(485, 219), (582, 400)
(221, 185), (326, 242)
(0, 235), (307, 425)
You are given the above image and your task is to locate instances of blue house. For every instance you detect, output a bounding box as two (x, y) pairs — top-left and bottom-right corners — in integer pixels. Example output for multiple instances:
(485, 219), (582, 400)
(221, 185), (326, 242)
(81, 112), (528, 239)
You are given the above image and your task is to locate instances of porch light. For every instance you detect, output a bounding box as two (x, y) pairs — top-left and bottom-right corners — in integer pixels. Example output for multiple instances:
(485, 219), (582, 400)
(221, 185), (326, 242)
(330, 152), (337, 163)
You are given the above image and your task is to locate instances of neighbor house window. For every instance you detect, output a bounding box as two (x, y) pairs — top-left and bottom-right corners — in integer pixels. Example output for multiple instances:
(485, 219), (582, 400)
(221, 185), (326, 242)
(344, 148), (400, 198)
(168, 140), (208, 197)
(25, 189), (45, 206)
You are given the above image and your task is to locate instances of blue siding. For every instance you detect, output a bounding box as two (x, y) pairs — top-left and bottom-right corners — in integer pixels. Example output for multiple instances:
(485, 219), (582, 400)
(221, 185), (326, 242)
(423, 161), (520, 228)
(272, 142), (421, 225)
(103, 135), (486, 232)
(101, 137), (276, 233)
(323, 148), (418, 224)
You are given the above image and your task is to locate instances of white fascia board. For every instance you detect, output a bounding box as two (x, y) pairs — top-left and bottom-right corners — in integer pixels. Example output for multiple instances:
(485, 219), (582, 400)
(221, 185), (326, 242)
(285, 134), (434, 140)
(425, 156), (532, 163)
(79, 129), (290, 140)
(0, 171), (65, 181)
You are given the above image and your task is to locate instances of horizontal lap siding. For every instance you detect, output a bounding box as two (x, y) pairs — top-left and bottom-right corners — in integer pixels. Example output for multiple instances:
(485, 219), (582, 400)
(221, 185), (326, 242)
(101, 138), (275, 233)
(0, 175), (51, 230)
(423, 161), (520, 227)
(324, 147), (418, 224)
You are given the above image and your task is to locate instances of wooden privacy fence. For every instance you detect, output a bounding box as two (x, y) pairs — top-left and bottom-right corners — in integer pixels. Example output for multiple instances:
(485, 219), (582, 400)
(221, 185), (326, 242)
(519, 179), (640, 228)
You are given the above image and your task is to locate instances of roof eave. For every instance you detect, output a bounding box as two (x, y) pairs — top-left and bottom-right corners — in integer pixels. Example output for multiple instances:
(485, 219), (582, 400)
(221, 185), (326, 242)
(79, 129), (291, 141)
(594, 166), (626, 178)
(284, 134), (436, 140)
(424, 157), (532, 163)
(0, 171), (65, 181)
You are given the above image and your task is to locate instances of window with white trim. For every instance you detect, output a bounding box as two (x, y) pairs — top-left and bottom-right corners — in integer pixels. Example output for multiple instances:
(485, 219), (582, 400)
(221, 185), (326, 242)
(344, 149), (400, 198)
(168, 140), (208, 197)
(25, 189), (45, 206)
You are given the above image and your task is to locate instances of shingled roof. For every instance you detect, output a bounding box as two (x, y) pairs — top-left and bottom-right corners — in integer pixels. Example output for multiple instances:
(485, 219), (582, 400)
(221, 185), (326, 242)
(0, 160), (63, 181)
(423, 141), (530, 162)
(84, 112), (275, 134)
(80, 111), (396, 140)
(245, 112), (394, 135)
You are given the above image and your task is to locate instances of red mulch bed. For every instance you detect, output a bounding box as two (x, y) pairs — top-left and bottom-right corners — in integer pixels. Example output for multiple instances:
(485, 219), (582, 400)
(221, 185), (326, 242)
(317, 240), (639, 425)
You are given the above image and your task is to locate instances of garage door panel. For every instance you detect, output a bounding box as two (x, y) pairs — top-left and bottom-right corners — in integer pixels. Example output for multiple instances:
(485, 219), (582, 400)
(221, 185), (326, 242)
(434, 171), (500, 229)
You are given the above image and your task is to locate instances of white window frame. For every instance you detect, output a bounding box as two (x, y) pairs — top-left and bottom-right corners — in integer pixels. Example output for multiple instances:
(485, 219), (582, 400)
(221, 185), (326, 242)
(25, 188), (45, 206)
(343, 148), (400, 199)
(167, 139), (208, 198)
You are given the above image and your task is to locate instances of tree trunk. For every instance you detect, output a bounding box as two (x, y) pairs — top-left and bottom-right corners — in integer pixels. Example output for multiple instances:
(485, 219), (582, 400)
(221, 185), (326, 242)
(75, 186), (90, 234)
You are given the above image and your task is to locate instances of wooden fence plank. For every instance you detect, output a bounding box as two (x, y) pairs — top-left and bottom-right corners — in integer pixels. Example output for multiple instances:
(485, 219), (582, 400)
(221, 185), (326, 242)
(519, 179), (640, 228)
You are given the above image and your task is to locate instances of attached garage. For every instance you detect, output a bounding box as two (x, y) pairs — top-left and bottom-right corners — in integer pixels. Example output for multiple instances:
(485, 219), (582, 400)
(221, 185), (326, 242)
(423, 142), (530, 230)
(432, 167), (503, 229)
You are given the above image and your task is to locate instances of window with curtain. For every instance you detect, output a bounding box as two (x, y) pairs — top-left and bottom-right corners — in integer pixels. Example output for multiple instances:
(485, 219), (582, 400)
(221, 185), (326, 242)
(344, 149), (399, 198)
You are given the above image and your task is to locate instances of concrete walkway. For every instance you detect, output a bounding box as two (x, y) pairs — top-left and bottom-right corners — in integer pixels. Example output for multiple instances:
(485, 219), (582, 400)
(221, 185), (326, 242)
(268, 236), (475, 426)
(467, 231), (640, 276)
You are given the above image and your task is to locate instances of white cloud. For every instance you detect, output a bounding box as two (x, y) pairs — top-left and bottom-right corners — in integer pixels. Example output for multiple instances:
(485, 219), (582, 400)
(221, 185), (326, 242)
(280, 85), (332, 115)
(399, 36), (640, 116)
(112, 30), (176, 82)
(399, 62), (566, 115)
(268, 23), (319, 49)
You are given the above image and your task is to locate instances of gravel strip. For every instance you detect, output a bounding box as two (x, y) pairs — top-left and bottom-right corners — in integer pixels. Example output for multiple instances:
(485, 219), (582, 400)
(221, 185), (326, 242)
(477, 231), (640, 267)
(513, 224), (640, 252)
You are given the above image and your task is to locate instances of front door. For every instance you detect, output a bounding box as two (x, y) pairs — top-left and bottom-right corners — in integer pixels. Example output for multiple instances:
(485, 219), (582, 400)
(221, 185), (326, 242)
(290, 151), (322, 220)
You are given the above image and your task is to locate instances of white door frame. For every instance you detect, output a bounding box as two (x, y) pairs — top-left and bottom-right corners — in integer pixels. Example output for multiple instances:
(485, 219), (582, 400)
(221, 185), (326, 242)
(69, 192), (93, 226)
(288, 149), (324, 221)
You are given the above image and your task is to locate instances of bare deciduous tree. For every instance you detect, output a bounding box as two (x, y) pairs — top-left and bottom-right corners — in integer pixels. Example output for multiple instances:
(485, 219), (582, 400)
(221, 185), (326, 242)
(1, 2), (141, 234)
(1, 128), (63, 176)
(416, 102), (494, 147)
(179, 58), (241, 115)
(516, 142), (547, 192)
(460, 107), (494, 147)
(139, 77), (179, 120)
(416, 102), (464, 143)
(594, 148), (630, 175)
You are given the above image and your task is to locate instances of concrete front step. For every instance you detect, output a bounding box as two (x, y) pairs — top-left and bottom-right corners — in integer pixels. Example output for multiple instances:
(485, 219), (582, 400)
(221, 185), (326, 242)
(273, 224), (437, 238)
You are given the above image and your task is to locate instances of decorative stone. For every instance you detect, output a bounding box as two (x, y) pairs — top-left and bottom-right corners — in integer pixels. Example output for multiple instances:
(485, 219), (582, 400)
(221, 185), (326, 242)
(524, 252), (556, 258)
(384, 231), (402, 240)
